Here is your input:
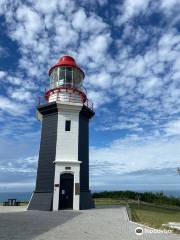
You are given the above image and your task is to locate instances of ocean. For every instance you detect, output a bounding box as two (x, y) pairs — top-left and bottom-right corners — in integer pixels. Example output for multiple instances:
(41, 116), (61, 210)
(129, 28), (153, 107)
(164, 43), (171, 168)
(138, 190), (180, 198)
(0, 190), (180, 203)
(0, 192), (32, 203)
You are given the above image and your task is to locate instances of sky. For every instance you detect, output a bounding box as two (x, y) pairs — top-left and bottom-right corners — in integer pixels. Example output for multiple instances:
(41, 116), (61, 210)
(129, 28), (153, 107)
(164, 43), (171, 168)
(0, 0), (180, 193)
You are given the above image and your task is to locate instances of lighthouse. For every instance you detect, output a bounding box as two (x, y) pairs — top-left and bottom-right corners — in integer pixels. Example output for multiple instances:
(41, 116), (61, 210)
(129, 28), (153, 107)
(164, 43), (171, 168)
(28, 56), (95, 211)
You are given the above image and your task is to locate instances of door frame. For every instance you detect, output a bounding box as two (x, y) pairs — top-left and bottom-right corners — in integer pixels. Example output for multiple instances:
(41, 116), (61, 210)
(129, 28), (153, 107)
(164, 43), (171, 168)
(53, 162), (81, 211)
(59, 172), (74, 210)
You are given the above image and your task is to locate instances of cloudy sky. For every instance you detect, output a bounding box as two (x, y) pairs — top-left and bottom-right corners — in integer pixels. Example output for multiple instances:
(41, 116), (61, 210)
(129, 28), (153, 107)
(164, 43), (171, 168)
(0, 0), (180, 193)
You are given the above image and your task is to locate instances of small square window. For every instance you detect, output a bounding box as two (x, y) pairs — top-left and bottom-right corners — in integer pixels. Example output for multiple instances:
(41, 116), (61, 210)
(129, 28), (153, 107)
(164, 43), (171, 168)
(65, 120), (71, 131)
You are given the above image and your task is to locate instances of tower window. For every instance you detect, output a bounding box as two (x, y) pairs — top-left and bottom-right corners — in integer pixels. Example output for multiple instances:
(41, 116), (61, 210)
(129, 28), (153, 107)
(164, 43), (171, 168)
(65, 120), (71, 131)
(66, 67), (73, 84)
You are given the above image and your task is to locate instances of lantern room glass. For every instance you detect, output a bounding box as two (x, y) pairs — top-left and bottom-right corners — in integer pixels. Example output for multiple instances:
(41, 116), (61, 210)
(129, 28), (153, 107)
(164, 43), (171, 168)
(50, 66), (83, 89)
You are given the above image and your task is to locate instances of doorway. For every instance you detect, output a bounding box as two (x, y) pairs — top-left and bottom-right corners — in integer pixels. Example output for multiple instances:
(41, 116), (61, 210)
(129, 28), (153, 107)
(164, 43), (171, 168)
(59, 173), (74, 210)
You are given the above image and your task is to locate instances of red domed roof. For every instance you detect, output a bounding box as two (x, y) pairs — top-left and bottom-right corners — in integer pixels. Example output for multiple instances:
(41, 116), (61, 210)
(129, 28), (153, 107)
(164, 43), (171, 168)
(49, 55), (85, 77)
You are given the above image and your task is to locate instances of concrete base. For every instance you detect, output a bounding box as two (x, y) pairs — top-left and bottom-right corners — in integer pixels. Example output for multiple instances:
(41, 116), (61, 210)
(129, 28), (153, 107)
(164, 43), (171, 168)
(80, 190), (95, 209)
(28, 192), (53, 211)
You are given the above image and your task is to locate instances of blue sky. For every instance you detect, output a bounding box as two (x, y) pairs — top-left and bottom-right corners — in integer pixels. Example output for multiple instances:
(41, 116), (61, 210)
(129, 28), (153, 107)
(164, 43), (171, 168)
(0, 0), (180, 192)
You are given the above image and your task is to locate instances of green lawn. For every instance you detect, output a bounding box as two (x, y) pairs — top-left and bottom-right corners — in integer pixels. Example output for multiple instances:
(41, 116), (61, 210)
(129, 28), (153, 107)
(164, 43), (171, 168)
(94, 197), (127, 206)
(129, 203), (180, 233)
(94, 198), (180, 233)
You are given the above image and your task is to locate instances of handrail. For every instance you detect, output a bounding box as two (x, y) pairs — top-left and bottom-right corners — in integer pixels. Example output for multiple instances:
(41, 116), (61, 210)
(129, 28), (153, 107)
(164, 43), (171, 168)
(37, 93), (94, 111)
(45, 86), (87, 102)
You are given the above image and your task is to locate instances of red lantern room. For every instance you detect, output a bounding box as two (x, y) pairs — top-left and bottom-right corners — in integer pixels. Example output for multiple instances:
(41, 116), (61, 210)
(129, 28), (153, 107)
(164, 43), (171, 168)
(45, 56), (93, 109)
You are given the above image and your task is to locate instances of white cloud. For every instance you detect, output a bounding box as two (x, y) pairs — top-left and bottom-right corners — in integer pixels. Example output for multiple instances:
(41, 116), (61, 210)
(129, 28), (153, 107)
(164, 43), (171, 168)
(33, 0), (58, 14)
(165, 119), (180, 136)
(88, 90), (111, 108)
(78, 33), (112, 66)
(90, 132), (180, 190)
(8, 5), (44, 49)
(0, 96), (28, 116)
(90, 135), (180, 176)
(137, 77), (163, 97)
(72, 9), (107, 34)
(116, 0), (180, 26)
(16, 6), (42, 34)
(97, 122), (142, 131)
(0, 155), (37, 173)
(7, 87), (33, 102)
(88, 71), (112, 89)
(54, 17), (79, 49)
(72, 8), (87, 30)
(0, 71), (6, 79)
(116, 0), (150, 25)
(0, 0), (6, 14)
(160, 0), (180, 10)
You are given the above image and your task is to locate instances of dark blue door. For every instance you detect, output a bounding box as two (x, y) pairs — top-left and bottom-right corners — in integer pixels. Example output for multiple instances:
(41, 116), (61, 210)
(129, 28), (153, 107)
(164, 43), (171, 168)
(59, 173), (74, 209)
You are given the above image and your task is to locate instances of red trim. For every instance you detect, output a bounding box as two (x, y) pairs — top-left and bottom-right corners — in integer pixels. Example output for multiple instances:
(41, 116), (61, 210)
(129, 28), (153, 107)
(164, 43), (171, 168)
(45, 86), (87, 103)
(48, 55), (85, 77)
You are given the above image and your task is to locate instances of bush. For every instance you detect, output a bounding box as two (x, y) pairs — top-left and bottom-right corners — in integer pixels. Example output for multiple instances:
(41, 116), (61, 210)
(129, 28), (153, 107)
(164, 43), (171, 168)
(92, 191), (180, 206)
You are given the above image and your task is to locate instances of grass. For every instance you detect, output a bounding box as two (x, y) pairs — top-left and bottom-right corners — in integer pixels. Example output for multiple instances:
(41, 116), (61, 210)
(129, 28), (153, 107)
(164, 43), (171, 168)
(94, 197), (127, 206)
(94, 198), (180, 233)
(129, 202), (180, 233)
(0, 202), (28, 206)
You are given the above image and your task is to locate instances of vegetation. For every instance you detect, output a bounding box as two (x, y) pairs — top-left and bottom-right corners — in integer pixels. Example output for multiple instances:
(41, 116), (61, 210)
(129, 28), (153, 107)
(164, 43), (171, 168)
(0, 201), (28, 206)
(93, 191), (180, 207)
(129, 202), (180, 233)
(94, 198), (127, 206)
(93, 191), (180, 233)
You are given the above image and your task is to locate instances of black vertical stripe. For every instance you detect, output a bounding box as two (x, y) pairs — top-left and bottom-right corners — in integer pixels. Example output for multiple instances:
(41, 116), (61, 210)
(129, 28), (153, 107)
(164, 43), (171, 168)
(78, 106), (95, 191)
(28, 103), (58, 211)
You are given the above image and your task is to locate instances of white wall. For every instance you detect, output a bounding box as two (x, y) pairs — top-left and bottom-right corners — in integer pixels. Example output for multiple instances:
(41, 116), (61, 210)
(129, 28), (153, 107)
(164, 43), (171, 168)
(53, 162), (80, 211)
(56, 104), (81, 162)
(53, 102), (82, 211)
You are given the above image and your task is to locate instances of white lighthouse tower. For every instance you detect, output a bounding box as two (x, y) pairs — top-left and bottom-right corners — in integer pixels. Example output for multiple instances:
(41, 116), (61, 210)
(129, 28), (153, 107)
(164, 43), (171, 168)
(28, 56), (94, 211)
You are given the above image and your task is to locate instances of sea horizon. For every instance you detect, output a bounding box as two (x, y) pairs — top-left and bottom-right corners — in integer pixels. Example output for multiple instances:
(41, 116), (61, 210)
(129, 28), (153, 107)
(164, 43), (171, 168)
(0, 189), (180, 203)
